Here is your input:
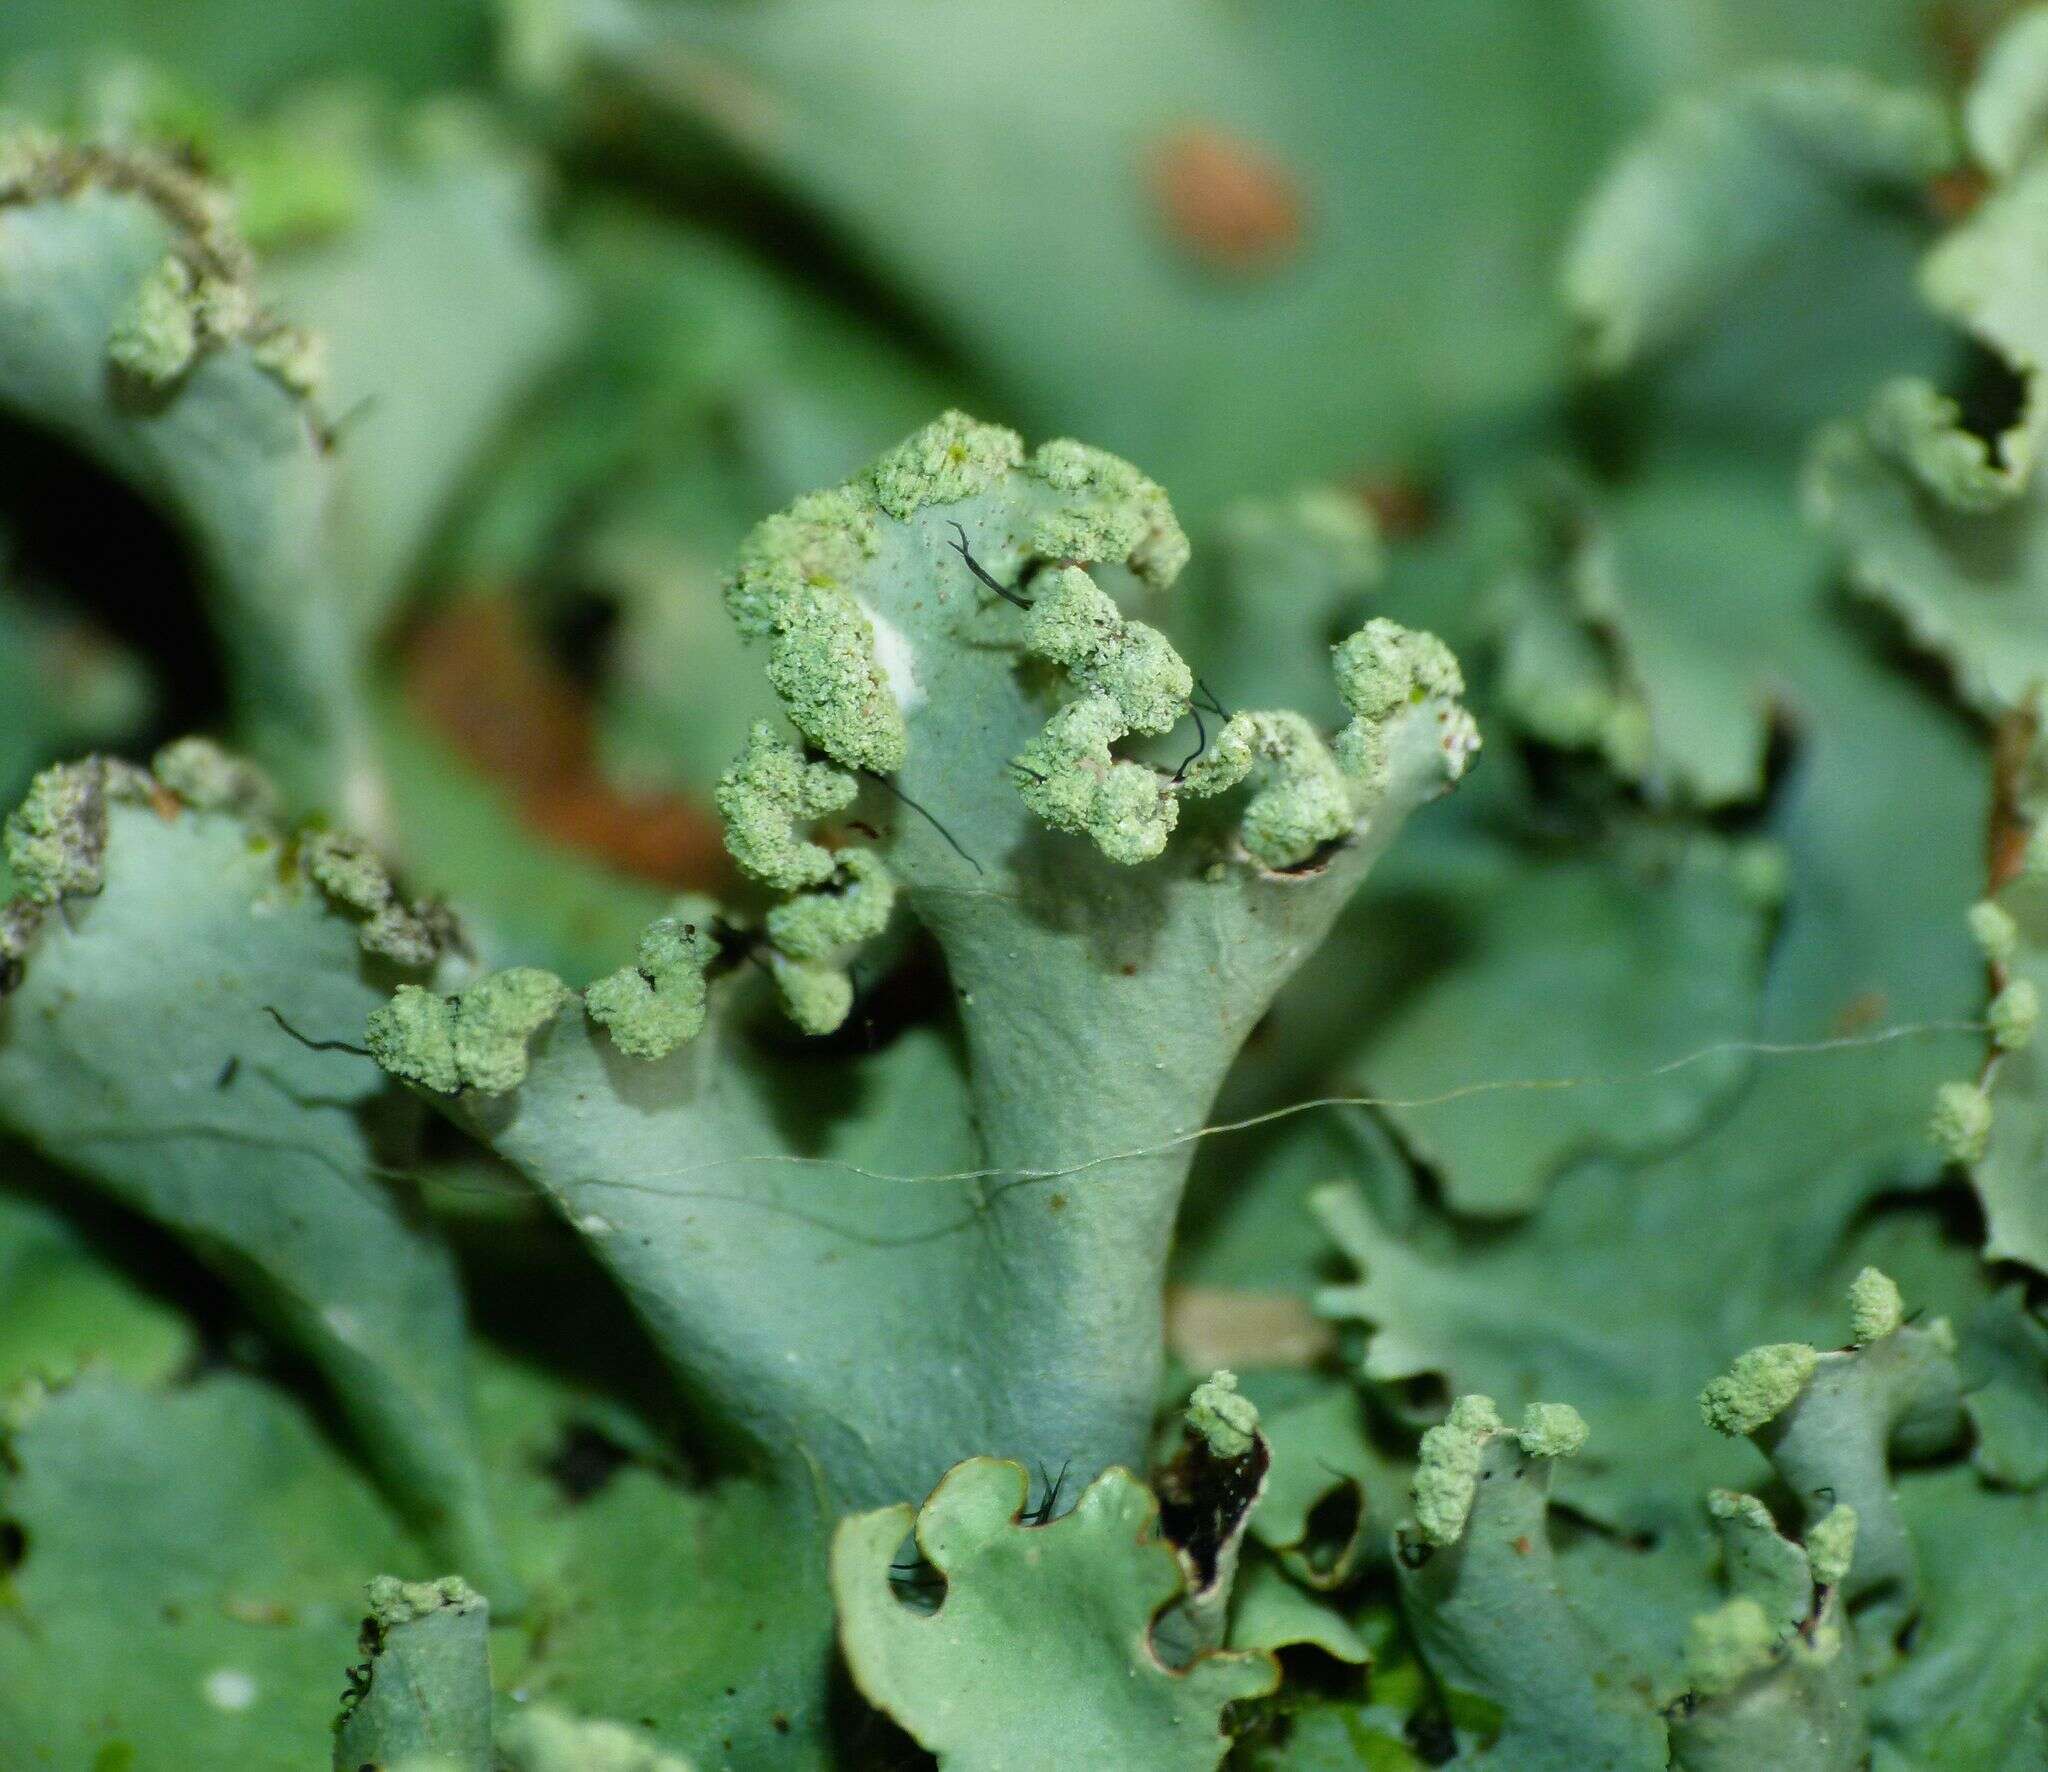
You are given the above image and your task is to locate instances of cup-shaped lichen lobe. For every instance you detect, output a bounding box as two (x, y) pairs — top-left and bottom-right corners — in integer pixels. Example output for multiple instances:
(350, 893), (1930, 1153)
(726, 413), (1198, 889)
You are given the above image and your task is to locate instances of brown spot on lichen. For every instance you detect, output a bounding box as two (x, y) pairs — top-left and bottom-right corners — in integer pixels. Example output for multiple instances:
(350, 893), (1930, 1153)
(1831, 990), (1888, 1037)
(1351, 473), (1437, 540)
(402, 598), (731, 891)
(1144, 124), (1304, 276)
(1990, 702), (2040, 893)
(147, 782), (182, 822)
(1930, 168), (1989, 223)
(1048, 1192), (1068, 1213)
(1512, 1534), (1532, 1556)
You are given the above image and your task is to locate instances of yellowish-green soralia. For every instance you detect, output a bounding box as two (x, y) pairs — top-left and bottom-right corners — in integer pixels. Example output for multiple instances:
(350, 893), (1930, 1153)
(368, 968), (570, 1095)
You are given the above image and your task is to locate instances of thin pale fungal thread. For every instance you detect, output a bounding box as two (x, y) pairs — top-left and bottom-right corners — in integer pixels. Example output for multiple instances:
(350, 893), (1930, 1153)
(579, 1017), (1987, 1197)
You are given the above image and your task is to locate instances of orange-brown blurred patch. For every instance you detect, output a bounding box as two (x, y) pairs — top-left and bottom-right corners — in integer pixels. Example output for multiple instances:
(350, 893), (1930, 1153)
(1144, 124), (1305, 276)
(1930, 168), (1989, 223)
(1349, 473), (1438, 540)
(1832, 991), (1889, 1037)
(402, 598), (731, 892)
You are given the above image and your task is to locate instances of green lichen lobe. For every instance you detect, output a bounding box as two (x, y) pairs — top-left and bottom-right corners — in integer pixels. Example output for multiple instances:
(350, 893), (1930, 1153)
(724, 485), (904, 774)
(108, 253), (204, 386)
(1700, 1342), (1819, 1437)
(4, 760), (110, 904)
(1969, 898), (2019, 967)
(866, 409), (1024, 519)
(1014, 694), (1179, 866)
(585, 916), (719, 1059)
(1516, 1400), (1589, 1459)
(726, 486), (879, 638)
(1412, 1393), (1502, 1546)
(1331, 617), (1476, 790)
(0, 135), (328, 401)
(301, 830), (444, 967)
(498, 1704), (696, 1772)
(368, 968), (570, 1096)
(1024, 437), (1189, 585)
(364, 1572), (483, 1629)
(766, 848), (895, 962)
(150, 736), (279, 818)
(1930, 1078), (1993, 1164)
(1187, 1369), (1260, 1459)
(1991, 978), (2040, 1051)
(1846, 1266), (1904, 1346)
(1022, 566), (1192, 734)
(765, 949), (854, 1036)
(1236, 712), (1354, 871)
(764, 587), (908, 775)
(716, 722), (858, 890)
(1806, 1503), (1858, 1589)
(1684, 1596), (1778, 1698)
(1007, 552), (1204, 863)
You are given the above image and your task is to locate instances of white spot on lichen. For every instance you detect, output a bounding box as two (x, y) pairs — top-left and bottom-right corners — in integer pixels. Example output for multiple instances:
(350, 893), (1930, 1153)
(859, 599), (923, 713)
(322, 1306), (363, 1344)
(574, 1212), (614, 1236)
(204, 1667), (258, 1711)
